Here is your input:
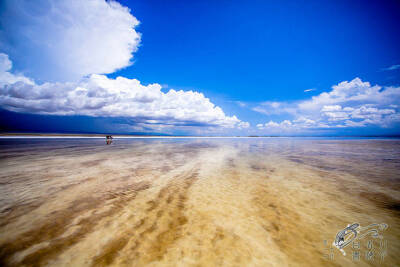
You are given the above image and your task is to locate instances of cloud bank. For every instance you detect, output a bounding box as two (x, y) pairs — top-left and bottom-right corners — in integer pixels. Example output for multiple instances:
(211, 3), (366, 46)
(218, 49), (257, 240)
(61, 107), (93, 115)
(254, 78), (400, 133)
(0, 54), (244, 129)
(0, 0), (248, 132)
(0, 0), (141, 82)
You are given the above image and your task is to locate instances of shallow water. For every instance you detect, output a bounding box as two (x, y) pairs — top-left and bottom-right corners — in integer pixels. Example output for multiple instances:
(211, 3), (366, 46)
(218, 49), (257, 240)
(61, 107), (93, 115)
(0, 137), (399, 266)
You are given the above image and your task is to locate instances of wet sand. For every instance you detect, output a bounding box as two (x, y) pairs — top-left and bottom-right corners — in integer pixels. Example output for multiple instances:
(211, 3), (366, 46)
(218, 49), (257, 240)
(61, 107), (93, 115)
(0, 138), (399, 266)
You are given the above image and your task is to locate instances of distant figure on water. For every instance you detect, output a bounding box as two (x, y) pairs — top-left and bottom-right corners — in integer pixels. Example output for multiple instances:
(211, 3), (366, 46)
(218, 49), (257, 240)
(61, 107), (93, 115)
(106, 135), (113, 145)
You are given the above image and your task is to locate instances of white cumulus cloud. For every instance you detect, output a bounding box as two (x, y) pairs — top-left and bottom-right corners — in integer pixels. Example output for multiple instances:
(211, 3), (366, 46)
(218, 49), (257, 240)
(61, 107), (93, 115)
(237, 121), (250, 129)
(0, 54), (34, 87)
(253, 78), (400, 132)
(0, 0), (141, 82)
(0, 1), (248, 132)
(0, 54), (246, 129)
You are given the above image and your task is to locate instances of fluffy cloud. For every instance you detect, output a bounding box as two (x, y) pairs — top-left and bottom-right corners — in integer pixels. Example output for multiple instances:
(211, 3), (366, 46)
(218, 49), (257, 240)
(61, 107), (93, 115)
(0, 54), (246, 129)
(254, 78), (400, 131)
(237, 121), (250, 129)
(0, 54), (34, 87)
(0, 1), (248, 132)
(257, 120), (292, 130)
(298, 78), (400, 111)
(0, 0), (140, 82)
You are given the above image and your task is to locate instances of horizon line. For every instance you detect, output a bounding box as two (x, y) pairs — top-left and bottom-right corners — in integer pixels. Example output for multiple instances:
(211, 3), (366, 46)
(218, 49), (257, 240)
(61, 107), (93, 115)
(1, 133), (400, 139)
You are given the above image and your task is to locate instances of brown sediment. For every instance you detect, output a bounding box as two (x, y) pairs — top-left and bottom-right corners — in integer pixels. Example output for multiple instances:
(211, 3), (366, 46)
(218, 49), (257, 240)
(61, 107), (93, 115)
(0, 139), (399, 266)
(0, 201), (44, 227)
(80, 159), (104, 168)
(0, 181), (151, 266)
(226, 157), (236, 168)
(249, 163), (268, 172)
(0, 176), (97, 228)
(136, 173), (196, 264)
(359, 191), (400, 214)
(91, 171), (197, 266)
(252, 186), (340, 267)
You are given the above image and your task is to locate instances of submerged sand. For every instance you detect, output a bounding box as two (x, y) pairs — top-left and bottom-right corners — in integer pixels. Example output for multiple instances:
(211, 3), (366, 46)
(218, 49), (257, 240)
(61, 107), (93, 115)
(0, 138), (399, 266)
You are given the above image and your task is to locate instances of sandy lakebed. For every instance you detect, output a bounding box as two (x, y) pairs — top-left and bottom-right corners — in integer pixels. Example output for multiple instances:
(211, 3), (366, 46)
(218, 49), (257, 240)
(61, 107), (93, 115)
(0, 137), (399, 266)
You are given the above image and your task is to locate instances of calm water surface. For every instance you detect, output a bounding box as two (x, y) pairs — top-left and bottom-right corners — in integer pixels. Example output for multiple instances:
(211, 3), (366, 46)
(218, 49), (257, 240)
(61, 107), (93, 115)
(0, 138), (399, 266)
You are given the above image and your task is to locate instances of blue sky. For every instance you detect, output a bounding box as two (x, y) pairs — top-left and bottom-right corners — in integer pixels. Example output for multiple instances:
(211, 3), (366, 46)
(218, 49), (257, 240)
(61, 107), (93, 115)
(0, 0), (399, 135)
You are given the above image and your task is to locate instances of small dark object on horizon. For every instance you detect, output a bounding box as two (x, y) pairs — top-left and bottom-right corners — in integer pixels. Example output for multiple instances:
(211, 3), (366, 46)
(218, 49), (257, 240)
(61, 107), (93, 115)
(106, 135), (113, 145)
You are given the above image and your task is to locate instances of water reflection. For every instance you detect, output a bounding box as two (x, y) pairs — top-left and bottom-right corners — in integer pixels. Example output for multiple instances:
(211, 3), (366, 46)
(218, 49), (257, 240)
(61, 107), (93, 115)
(0, 137), (399, 266)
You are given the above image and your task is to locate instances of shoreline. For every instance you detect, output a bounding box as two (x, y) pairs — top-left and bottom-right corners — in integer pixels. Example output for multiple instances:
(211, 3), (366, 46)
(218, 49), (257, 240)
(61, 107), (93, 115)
(0, 134), (400, 140)
(0, 133), (399, 139)
(0, 135), (287, 139)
